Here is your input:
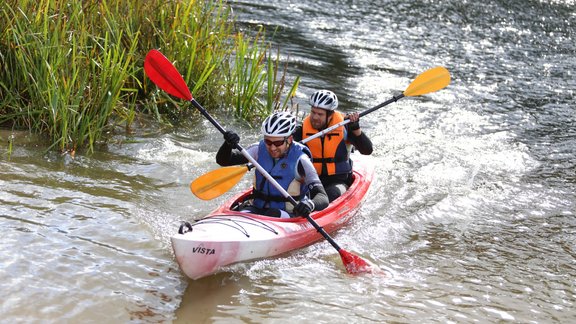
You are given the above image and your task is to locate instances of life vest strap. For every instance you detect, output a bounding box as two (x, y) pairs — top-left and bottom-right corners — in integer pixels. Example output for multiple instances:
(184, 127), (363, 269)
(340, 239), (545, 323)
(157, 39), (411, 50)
(312, 156), (347, 163)
(305, 132), (341, 140)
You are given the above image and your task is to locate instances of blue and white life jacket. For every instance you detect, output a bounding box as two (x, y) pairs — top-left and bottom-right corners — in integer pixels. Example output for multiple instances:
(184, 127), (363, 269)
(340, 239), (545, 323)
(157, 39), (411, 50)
(252, 141), (312, 212)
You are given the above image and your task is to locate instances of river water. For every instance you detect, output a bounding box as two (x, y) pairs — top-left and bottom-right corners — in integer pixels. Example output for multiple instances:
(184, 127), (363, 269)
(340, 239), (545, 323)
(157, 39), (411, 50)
(1, 0), (575, 322)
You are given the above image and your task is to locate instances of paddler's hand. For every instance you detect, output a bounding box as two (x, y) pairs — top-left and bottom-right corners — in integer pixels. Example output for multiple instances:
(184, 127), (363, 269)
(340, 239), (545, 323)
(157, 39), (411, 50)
(223, 130), (240, 146)
(294, 199), (315, 217)
(346, 112), (360, 131)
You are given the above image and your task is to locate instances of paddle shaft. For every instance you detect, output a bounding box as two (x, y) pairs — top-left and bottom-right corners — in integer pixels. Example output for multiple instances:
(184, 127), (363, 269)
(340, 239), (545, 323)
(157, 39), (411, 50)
(189, 98), (344, 252)
(359, 94), (405, 118)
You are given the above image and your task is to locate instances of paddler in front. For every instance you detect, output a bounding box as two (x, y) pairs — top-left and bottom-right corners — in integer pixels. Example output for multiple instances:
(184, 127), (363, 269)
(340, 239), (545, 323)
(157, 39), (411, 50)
(216, 112), (329, 218)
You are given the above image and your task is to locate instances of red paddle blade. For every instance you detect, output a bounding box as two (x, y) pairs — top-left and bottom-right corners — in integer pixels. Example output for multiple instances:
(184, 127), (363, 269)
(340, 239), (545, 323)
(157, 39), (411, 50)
(144, 49), (193, 101)
(339, 249), (374, 274)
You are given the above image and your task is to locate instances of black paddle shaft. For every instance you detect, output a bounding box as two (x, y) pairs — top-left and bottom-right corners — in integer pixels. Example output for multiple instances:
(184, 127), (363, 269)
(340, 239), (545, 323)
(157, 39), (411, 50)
(358, 94), (404, 118)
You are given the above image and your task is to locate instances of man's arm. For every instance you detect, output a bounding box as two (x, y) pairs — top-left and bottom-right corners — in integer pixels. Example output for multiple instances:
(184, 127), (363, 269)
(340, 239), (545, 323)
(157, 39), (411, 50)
(307, 182), (329, 211)
(216, 143), (244, 165)
(298, 156), (329, 211)
(215, 135), (253, 166)
(347, 129), (373, 155)
(345, 112), (373, 155)
(292, 125), (303, 142)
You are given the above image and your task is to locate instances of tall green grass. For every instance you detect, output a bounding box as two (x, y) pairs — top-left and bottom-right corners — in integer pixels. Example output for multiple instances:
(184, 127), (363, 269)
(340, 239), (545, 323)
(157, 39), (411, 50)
(1, 1), (139, 153)
(0, 0), (298, 153)
(229, 28), (301, 120)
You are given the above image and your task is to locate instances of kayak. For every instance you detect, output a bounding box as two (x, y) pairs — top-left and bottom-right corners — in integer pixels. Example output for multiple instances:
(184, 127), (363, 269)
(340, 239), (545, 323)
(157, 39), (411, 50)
(171, 160), (374, 280)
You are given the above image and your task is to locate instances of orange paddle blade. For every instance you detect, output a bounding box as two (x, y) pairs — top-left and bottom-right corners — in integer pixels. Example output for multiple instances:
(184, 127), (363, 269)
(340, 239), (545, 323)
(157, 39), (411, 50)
(404, 66), (450, 97)
(190, 165), (249, 200)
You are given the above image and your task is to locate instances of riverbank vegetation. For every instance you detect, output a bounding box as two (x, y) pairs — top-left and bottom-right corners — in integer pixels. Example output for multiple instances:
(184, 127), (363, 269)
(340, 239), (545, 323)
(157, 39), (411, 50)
(0, 0), (298, 154)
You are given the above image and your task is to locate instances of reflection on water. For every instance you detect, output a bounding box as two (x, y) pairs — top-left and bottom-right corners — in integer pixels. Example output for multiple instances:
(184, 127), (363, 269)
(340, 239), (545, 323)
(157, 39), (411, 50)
(175, 273), (246, 322)
(2, 0), (576, 322)
(0, 146), (186, 322)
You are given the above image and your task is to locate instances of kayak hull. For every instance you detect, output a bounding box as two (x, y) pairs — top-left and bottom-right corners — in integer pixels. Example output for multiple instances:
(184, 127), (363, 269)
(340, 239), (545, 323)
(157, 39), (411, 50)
(171, 161), (373, 280)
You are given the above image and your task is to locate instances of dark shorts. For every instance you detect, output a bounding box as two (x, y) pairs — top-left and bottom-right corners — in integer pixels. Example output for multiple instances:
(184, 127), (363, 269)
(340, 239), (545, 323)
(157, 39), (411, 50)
(321, 173), (353, 202)
(324, 182), (349, 202)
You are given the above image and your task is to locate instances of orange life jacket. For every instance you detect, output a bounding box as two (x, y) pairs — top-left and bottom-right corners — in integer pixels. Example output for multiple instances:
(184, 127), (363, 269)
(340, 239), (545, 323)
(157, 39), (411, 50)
(302, 112), (352, 176)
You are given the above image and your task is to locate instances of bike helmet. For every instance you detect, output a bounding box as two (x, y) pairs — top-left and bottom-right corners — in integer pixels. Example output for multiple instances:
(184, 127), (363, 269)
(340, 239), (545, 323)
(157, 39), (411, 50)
(261, 112), (296, 137)
(309, 90), (338, 111)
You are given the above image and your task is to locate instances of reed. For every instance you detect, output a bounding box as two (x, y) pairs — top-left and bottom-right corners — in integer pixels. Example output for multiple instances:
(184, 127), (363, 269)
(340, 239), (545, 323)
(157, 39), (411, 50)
(0, 0), (298, 153)
(0, 1), (139, 153)
(231, 29), (267, 119)
(265, 47), (301, 113)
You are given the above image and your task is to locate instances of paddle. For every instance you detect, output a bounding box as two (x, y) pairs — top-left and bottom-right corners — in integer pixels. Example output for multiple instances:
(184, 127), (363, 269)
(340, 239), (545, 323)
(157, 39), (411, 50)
(144, 49), (374, 274)
(191, 66), (451, 199)
(304, 66), (450, 140)
(190, 165), (251, 200)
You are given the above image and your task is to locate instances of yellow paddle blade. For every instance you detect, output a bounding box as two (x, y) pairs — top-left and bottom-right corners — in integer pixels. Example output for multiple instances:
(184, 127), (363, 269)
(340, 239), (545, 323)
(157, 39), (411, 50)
(404, 66), (451, 97)
(190, 165), (249, 200)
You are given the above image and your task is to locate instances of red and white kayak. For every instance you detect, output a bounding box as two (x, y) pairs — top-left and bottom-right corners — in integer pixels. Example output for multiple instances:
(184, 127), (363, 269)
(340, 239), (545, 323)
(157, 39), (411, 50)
(171, 161), (374, 280)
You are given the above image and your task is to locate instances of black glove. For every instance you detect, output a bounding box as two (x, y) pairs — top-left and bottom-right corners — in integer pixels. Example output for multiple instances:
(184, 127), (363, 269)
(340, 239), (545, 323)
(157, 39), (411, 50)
(294, 199), (315, 217)
(223, 130), (240, 146)
(348, 120), (360, 131)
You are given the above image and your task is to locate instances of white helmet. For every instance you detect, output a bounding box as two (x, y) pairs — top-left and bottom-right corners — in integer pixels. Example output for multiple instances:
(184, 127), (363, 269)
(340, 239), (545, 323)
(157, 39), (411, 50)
(261, 112), (296, 137)
(310, 90), (338, 111)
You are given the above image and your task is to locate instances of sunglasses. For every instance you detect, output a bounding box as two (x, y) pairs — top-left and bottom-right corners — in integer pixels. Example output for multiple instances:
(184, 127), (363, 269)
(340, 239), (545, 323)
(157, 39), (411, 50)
(264, 138), (286, 147)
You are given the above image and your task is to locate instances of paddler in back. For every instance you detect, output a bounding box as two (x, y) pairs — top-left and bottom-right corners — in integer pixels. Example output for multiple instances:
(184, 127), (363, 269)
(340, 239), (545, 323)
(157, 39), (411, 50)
(293, 90), (373, 202)
(216, 112), (329, 218)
